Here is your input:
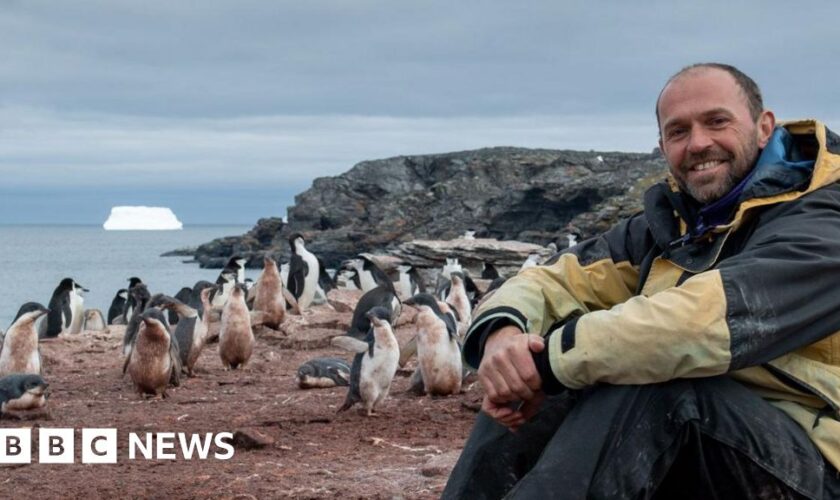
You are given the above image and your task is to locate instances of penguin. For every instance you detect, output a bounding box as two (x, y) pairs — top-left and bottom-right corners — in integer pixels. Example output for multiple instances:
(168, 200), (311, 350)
(396, 265), (423, 299)
(123, 308), (181, 397)
(252, 256), (286, 329)
(336, 307), (400, 416)
(44, 278), (86, 338)
(337, 268), (360, 290)
(287, 233), (320, 311)
(107, 289), (128, 325)
(0, 374), (49, 414)
(153, 292), (210, 376)
(219, 285), (254, 370)
(0, 303), (48, 377)
(210, 270), (237, 308)
(123, 277), (144, 321)
(317, 257), (335, 294)
(403, 293), (462, 396)
(446, 272), (472, 338)
(82, 309), (107, 332)
(122, 284), (152, 356)
(441, 257), (463, 280)
(188, 280), (216, 319)
(296, 357), (351, 389)
(348, 255), (392, 293)
(339, 285), (401, 340)
(521, 253), (541, 270)
(170, 287), (193, 325)
(462, 230), (476, 240)
(219, 256), (248, 284)
(68, 281), (88, 335)
(481, 262), (500, 280)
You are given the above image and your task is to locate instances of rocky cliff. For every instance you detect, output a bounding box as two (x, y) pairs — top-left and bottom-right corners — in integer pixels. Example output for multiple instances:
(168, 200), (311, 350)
(187, 146), (667, 268)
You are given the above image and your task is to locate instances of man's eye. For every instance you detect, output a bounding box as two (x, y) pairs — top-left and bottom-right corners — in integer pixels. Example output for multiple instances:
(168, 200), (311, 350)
(667, 128), (686, 139)
(709, 117), (729, 127)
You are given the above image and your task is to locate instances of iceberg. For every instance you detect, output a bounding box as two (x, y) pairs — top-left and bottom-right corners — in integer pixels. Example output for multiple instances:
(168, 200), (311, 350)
(103, 206), (183, 231)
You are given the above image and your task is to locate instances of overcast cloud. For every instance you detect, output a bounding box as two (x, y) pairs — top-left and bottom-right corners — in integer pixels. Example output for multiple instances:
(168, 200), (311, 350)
(2, 1), (839, 224)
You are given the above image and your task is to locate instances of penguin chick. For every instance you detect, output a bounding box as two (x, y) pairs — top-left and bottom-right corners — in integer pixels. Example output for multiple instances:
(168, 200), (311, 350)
(336, 306), (400, 416)
(0, 303), (49, 377)
(252, 257), (286, 329)
(446, 272), (472, 338)
(404, 293), (462, 396)
(82, 309), (108, 332)
(124, 308), (181, 398)
(219, 285), (254, 370)
(0, 374), (49, 414)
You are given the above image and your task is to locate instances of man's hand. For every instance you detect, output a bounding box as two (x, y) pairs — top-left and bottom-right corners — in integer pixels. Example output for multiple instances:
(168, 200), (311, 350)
(481, 392), (546, 431)
(478, 326), (545, 405)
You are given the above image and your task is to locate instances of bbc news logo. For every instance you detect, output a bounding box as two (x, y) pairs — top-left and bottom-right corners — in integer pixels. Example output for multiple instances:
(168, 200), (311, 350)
(0, 429), (235, 464)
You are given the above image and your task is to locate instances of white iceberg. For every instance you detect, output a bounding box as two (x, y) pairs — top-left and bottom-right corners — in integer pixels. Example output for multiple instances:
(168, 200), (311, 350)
(103, 206), (183, 231)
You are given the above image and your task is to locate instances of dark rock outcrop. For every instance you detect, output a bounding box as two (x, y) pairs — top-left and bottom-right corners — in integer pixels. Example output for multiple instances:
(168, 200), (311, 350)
(188, 147), (667, 268)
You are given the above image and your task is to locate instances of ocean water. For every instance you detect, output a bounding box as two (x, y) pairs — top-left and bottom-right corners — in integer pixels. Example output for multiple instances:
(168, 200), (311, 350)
(0, 225), (258, 329)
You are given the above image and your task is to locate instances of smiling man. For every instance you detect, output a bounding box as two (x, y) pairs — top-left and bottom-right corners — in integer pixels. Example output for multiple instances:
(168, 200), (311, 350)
(443, 64), (840, 499)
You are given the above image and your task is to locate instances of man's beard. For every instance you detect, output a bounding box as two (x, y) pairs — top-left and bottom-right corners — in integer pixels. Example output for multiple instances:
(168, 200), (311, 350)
(675, 136), (760, 204)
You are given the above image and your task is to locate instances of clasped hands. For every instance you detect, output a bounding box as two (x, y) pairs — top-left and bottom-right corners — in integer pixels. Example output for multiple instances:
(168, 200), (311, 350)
(478, 326), (546, 431)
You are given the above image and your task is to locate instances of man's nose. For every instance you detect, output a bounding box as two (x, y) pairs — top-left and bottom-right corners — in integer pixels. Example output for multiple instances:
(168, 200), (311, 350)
(687, 127), (714, 153)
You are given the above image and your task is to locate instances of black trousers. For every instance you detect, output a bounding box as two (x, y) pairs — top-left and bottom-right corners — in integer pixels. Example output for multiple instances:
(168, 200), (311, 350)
(443, 377), (840, 499)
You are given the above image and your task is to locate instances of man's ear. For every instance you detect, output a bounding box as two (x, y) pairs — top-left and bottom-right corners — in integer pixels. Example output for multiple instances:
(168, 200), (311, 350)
(757, 110), (776, 148)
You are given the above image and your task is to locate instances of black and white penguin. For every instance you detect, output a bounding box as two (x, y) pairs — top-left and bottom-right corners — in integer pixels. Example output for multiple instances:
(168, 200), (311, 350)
(336, 306), (400, 416)
(287, 233), (320, 311)
(170, 287), (193, 325)
(123, 308), (181, 398)
(296, 357), (351, 389)
(348, 255), (392, 293)
(44, 278), (87, 338)
(403, 293), (462, 396)
(188, 280), (216, 319)
(219, 256), (248, 284)
(0, 303), (48, 377)
(396, 265), (423, 299)
(317, 257), (335, 294)
(339, 285), (401, 340)
(481, 262), (500, 280)
(0, 374), (49, 414)
(153, 293), (210, 377)
(210, 270), (238, 308)
(122, 284), (152, 356)
(107, 289), (129, 325)
(123, 277), (144, 321)
(336, 268), (360, 290)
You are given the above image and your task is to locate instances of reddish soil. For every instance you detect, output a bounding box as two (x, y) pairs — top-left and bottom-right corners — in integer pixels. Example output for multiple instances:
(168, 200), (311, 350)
(0, 309), (483, 499)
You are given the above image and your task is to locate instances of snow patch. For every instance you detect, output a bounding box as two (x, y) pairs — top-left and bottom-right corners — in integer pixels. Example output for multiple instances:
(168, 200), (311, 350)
(103, 206), (183, 231)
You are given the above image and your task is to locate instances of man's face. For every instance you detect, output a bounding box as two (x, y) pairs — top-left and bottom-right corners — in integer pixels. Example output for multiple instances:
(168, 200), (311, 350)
(657, 68), (774, 204)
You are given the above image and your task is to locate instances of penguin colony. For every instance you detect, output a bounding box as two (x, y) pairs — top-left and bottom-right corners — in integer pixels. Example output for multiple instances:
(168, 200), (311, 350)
(0, 234), (554, 419)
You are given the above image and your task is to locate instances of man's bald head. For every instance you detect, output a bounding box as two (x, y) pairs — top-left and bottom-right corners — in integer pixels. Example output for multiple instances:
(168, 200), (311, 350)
(656, 63), (764, 132)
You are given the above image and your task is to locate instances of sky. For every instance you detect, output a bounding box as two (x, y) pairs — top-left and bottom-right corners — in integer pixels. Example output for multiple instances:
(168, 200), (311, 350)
(2, 1), (839, 225)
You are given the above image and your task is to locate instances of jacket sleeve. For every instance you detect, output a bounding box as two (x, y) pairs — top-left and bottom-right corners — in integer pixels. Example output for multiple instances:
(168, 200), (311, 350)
(547, 186), (840, 389)
(462, 213), (653, 369)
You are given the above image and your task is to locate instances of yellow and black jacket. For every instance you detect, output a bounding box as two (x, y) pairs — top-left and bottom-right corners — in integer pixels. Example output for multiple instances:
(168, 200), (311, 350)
(464, 119), (840, 469)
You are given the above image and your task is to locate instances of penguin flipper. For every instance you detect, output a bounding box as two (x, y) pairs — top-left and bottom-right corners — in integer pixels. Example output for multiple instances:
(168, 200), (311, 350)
(331, 336), (369, 353)
(122, 349), (132, 375)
